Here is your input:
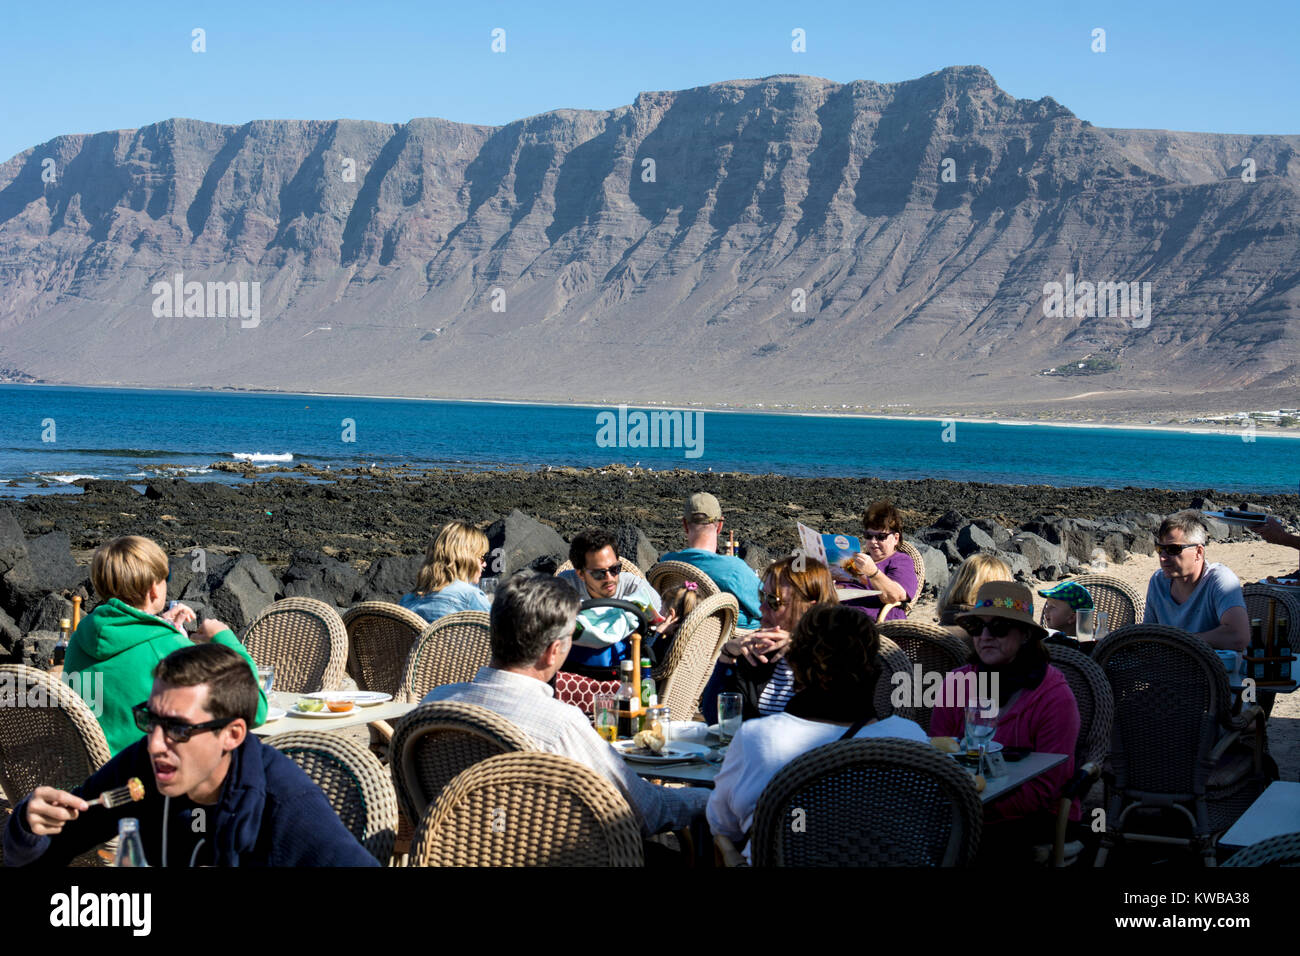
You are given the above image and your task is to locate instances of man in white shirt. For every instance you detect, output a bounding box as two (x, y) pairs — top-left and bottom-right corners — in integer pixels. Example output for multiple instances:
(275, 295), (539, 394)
(423, 571), (705, 837)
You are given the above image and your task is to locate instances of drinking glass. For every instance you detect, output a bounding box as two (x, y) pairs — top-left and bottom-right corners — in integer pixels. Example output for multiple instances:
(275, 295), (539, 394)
(1076, 607), (1095, 641)
(593, 693), (618, 743)
(479, 577), (499, 599)
(965, 701), (998, 774)
(717, 693), (743, 744)
(256, 665), (275, 698)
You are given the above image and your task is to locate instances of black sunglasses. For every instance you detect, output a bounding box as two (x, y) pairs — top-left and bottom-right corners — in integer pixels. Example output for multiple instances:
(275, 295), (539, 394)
(133, 702), (237, 744)
(960, 617), (1020, 639)
(758, 589), (786, 610)
(1155, 542), (1200, 557)
(862, 531), (896, 542)
(583, 566), (620, 580)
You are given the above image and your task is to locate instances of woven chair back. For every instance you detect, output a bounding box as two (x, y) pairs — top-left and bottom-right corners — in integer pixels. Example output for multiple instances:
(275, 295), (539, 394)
(342, 601), (427, 696)
(1242, 583), (1300, 647)
(267, 731), (399, 864)
(1045, 644), (1114, 769)
(1061, 574), (1145, 629)
(409, 751), (643, 866)
(1093, 623), (1232, 796)
(1222, 831), (1300, 867)
(242, 598), (348, 693)
(875, 621), (970, 733)
(396, 610), (492, 702)
(647, 560), (721, 600)
(875, 635), (915, 721)
(656, 592), (738, 720)
(0, 664), (111, 803)
(897, 540), (926, 606)
(390, 701), (535, 826)
(749, 738), (982, 866)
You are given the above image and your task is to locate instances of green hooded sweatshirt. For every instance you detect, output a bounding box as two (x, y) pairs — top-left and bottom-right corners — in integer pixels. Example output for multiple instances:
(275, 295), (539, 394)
(63, 598), (268, 755)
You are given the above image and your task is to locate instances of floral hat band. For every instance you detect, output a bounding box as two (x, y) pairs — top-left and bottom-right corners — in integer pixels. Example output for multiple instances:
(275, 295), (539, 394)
(955, 581), (1047, 639)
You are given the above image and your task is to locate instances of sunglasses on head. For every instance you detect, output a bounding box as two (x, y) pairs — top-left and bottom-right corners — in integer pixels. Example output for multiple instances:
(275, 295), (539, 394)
(960, 617), (1020, 639)
(862, 531), (895, 542)
(1155, 542), (1200, 557)
(132, 702), (236, 744)
(583, 566), (620, 580)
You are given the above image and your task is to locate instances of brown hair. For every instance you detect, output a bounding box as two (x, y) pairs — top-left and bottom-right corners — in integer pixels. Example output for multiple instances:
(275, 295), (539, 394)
(658, 581), (704, 626)
(415, 521), (490, 594)
(761, 555), (838, 627)
(152, 644), (260, 724)
(91, 535), (169, 607)
(862, 500), (903, 536)
(785, 603), (883, 716)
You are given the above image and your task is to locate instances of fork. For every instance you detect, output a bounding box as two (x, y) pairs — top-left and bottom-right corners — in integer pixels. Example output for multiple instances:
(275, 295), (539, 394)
(91, 777), (145, 809)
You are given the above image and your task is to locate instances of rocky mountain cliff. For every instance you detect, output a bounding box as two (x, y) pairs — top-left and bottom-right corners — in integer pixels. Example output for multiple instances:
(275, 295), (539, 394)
(1, 66), (1297, 414)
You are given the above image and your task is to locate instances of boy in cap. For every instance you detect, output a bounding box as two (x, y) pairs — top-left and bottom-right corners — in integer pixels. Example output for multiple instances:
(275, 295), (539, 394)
(1038, 580), (1095, 655)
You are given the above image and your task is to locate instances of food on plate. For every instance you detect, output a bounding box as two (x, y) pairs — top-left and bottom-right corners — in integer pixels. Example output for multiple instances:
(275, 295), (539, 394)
(326, 698), (354, 713)
(296, 698), (325, 712)
(929, 736), (960, 754)
(633, 729), (666, 754)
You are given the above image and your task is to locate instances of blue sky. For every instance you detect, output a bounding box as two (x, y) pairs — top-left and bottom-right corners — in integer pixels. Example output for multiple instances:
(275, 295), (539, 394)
(2, 0), (1296, 161)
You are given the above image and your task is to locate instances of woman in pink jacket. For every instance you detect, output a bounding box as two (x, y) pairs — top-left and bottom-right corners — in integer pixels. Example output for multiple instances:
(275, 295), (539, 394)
(931, 580), (1081, 864)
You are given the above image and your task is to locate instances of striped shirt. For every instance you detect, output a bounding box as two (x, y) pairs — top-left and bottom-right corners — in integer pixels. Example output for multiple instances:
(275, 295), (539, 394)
(757, 659), (796, 716)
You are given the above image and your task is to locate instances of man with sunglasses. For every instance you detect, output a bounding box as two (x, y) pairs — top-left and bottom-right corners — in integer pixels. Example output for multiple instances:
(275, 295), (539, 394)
(557, 529), (663, 674)
(4, 644), (377, 867)
(1142, 511), (1249, 651)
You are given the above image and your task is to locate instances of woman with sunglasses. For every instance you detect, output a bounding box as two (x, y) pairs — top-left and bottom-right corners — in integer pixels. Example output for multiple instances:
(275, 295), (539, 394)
(930, 581), (1081, 863)
(718, 555), (838, 719)
(400, 521), (493, 623)
(839, 500), (917, 621)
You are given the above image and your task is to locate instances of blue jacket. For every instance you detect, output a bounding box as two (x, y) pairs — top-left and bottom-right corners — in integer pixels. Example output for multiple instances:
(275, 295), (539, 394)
(4, 734), (378, 867)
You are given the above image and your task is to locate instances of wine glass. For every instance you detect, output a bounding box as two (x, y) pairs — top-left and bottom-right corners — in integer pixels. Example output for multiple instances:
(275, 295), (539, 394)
(965, 701), (998, 775)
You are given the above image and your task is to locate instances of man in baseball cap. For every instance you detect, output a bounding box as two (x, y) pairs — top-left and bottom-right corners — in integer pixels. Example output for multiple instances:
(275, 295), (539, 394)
(658, 493), (762, 630)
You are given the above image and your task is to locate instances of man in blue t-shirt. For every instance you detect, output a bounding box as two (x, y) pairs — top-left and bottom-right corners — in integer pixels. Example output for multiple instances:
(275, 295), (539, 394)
(659, 492), (763, 630)
(1143, 510), (1249, 651)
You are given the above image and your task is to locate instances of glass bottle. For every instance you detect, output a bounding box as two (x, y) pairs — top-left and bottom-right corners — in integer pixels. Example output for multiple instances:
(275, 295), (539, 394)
(638, 657), (656, 730)
(1278, 619), (1291, 683)
(616, 660), (640, 740)
(112, 817), (149, 867)
(1249, 619), (1264, 680)
(52, 617), (71, 668)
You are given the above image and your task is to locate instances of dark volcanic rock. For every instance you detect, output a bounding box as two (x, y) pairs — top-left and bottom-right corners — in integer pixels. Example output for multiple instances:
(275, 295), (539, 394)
(207, 554), (280, 632)
(612, 526), (659, 572)
(281, 550), (364, 607)
(1009, 532), (1069, 580)
(12, 630), (59, 669)
(995, 549), (1034, 584)
(360, 555), (423, 603)
(956, 524), (997, 557)
(18, 592), (75, 635)
(0, 606), (20, 655)
(487, 510), (568, 575)
(0, 508), (27, 575)
(1, 531), (85, 616)
(933, 510), (968, 532)
(971, 519), (1013, 550)
(738, 542), (774, 573)
(912, 542), (950, 598)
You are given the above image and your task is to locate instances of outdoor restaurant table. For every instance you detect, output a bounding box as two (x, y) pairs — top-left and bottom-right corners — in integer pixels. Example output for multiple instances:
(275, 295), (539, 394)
(250, 691), (417, 737)
(1219, 780), (1300, 851)
(630, 743), (1069, 803)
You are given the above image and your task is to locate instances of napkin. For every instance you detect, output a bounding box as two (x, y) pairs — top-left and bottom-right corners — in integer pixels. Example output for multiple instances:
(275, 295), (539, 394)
(663, 720), (711, 743)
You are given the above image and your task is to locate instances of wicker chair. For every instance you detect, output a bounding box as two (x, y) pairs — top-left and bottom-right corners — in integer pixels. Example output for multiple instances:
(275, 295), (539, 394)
(898, 540), (926, 608)
(0, 665), (113, 867)
(655, 591), (738, 721)
(408, 751), (644, 866)
(555, 556), (646, 579)
(342, 601), (428, 696)
(646, 560), (721, 600)
(1093, 623), (1267, 866)
(875, 620), (970, 733)
(875, 635), (915, 722)
(242, 597), (348, 693)
(1059, 574), (1145, 629)
(395, 610), (492, 703)
(389, 701), (535, 830)
(1242, 583), (1300, 645)
(736, 738), (982, 866)
(1042, 644), (1114, 865)
(267, 731), (399, 864)
(1222, 831), (1300, 866)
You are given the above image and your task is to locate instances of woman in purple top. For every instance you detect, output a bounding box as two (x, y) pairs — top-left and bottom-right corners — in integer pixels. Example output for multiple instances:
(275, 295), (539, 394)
(838, 500), (917, 621)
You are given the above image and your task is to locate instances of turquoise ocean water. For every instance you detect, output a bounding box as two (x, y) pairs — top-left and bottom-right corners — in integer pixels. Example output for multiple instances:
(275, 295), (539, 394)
(0, 385), (1295, 496)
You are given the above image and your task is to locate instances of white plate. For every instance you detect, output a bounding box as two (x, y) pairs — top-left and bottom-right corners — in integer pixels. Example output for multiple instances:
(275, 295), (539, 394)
(263, 707), (287, 722)
(1205, 510), (1267, 525)
(304, 691), (393, 706)
(290, 703), (356, 718)
(613, 740), (711, 764)
(957, 739), (1003, 753)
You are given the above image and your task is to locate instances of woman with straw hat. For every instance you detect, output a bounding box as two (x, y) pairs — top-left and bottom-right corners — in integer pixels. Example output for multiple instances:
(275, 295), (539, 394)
(930, 580), (1081, 864)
